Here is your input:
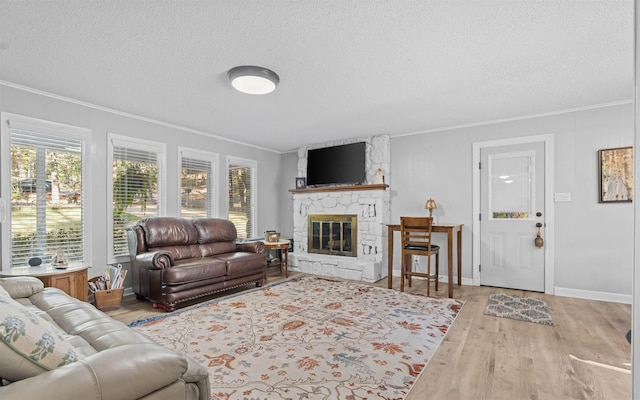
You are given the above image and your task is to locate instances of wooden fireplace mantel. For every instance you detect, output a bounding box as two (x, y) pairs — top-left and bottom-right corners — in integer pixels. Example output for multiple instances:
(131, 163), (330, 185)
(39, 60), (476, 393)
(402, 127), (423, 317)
(289, 184), (389, 194)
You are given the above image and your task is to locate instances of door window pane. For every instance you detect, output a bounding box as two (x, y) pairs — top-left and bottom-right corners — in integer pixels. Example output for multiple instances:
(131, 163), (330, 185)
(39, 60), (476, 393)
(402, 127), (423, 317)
(489, 151), (534, 219)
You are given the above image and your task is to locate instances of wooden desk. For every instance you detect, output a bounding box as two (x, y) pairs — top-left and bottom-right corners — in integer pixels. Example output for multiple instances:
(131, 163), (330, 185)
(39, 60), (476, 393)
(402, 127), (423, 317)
(263, 240), (290, 279)
(0, 264), (89, 301)
(387, 223), (463, 298)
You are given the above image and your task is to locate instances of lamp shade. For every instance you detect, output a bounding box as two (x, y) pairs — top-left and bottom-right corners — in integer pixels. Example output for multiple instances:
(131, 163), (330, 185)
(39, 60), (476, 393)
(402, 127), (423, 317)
(228, 65), (279, 95)
(425, 198), (437, 210)
(425, 198), (437, 217)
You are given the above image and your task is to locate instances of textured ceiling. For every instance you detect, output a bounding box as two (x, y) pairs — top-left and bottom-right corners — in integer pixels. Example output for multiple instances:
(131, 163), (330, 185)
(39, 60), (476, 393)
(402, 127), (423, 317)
(0, 1), (634, 153)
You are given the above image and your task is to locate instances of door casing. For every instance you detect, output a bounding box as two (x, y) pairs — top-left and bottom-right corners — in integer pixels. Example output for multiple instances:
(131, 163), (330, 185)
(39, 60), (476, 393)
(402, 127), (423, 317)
(472, 134), (555, 294)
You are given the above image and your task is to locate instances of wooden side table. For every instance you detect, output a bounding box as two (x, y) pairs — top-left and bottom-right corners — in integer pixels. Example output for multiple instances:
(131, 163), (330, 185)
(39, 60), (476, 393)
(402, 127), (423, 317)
(0, 263), (89, 301)
(263, 240), (290, 279)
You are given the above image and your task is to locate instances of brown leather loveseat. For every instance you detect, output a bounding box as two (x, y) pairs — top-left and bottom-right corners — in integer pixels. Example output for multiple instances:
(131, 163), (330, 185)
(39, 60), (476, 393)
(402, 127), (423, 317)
(127, 217), (265, 312)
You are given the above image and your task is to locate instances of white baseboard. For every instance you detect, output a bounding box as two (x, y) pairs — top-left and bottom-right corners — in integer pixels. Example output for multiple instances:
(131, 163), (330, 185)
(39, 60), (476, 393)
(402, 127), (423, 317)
(392, 269), (631, 303)
(554, 286), (632, 304)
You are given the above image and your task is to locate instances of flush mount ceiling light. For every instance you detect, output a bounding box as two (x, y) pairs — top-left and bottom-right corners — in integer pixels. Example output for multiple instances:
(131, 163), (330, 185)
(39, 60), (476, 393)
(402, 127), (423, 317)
(227, 65), (279, 95)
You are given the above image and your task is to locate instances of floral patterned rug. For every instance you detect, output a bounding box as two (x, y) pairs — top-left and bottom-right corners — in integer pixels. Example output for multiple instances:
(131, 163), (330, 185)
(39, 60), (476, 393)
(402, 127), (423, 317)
(129, 276), (464, 400)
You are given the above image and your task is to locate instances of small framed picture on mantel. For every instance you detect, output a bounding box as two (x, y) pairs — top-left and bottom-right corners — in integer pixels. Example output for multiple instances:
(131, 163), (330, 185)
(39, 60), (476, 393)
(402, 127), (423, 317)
(295, 177), (306, 189)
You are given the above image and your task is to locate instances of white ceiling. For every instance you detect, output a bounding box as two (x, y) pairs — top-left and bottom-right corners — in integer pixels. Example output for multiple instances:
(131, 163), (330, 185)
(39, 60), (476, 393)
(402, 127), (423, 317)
(0, 1), (634, 153)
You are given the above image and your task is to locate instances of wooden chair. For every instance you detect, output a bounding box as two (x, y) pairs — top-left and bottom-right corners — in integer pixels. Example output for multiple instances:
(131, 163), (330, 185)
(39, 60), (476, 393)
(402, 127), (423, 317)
(400, 216), (440, 295)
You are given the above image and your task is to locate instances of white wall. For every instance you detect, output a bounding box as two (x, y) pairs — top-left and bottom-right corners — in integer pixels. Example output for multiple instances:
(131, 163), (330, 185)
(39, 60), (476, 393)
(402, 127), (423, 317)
(0, 84), (283, 279)
(390, 103), (634, 299)
(277, 103), (634, 300)
(279, 151), (298, 240)
(6, 82), (632, 301)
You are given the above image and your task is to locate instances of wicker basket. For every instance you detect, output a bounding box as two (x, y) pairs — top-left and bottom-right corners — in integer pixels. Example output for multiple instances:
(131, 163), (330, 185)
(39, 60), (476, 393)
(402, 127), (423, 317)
(89, 276), (124, 310)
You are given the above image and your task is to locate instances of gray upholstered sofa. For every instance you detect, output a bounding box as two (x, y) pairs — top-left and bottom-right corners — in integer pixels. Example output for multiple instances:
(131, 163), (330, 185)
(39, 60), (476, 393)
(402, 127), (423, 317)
(127, 217), (266, 312)
(0, 276), (210, 400)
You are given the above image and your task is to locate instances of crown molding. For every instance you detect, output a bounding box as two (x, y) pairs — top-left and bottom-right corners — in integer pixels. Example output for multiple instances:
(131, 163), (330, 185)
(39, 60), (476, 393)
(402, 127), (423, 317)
(0, 80), (281, 154)
(392, 99), (634, 139)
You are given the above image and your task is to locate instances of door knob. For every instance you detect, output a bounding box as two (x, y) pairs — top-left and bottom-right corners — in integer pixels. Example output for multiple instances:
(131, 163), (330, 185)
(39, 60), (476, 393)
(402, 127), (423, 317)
(535, 224), (544, 248)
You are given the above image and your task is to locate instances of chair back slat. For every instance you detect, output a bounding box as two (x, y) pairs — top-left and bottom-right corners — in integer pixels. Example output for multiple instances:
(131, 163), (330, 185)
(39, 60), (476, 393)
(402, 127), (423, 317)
(399, 216), (438, 294)
(400, 216), (434, 250)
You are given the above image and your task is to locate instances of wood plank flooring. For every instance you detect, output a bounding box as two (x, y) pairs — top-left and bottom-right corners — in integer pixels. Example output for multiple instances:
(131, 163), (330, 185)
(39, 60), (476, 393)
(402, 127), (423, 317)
(107, 270), (631, 400)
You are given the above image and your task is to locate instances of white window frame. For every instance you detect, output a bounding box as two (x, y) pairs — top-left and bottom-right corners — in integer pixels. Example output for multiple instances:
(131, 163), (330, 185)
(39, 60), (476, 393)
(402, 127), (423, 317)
(226, 155), (258, 239)
(0, 113), (92, 269)
(178, 147), (219, 218)
(108, 133), (166, 262)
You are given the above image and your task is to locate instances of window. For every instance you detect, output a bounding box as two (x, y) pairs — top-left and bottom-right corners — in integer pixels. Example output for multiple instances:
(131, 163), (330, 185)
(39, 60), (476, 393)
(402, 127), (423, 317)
(179, 148), (218, 219)
(1, 114), (89, 267)
(227, 156), (257, 239)
(109, 135), (165, 257)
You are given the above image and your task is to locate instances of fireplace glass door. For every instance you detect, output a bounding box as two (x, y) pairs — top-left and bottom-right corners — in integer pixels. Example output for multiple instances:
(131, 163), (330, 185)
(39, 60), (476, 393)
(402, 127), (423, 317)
(308, 214), (357, 257)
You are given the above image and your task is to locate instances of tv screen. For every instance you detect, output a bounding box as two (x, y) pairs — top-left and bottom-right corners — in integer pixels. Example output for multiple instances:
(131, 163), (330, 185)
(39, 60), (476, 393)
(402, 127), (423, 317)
(306, 142), (366, 186)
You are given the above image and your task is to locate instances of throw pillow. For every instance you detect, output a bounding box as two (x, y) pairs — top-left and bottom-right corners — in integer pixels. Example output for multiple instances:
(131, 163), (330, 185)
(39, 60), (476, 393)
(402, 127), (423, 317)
(0, 285), (82, 381)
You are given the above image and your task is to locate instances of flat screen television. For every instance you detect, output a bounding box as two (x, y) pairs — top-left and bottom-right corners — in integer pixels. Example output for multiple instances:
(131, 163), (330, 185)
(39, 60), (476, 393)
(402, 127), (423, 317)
(306, 142), (366, 186)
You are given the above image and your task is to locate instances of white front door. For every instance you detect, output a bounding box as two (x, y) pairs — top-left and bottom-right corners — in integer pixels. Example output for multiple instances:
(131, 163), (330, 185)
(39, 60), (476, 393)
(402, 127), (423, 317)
(480, 141), (545, 291)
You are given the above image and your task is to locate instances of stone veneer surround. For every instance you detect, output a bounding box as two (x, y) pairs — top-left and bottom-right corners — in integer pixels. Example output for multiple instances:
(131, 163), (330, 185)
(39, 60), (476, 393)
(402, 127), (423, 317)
(289, 135), (390, 282)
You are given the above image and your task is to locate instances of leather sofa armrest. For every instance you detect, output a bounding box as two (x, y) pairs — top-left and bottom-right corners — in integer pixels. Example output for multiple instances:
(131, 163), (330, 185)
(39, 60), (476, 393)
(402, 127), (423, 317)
(183, 354), (211, 398)
(135, 250), (174, 270)
(0, 344), (208, 400)
(0, 277), (45, 299)
(236, 241), (265, 254)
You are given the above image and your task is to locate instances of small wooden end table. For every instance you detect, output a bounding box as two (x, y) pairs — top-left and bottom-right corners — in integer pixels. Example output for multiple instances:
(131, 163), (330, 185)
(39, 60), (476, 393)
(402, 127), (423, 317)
(263, 239), (290, 279)
(0, 263), (89, 301)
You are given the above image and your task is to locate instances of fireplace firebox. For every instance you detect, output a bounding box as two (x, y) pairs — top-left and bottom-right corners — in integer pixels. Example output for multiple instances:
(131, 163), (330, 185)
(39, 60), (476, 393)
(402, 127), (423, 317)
(307, 214), (357, 257)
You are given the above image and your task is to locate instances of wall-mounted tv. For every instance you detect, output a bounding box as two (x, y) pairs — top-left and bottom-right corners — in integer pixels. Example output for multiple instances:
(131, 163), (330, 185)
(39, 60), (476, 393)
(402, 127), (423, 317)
(306, 142), (366, 186)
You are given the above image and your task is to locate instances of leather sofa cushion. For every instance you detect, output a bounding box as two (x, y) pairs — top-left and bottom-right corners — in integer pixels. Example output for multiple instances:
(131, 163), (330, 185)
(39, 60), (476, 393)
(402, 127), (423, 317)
(28, 289), (152, 351)
(151, 244), (201, 261)
(194, 218), (237, 244)
(199, 242), (237, 257)
(162, 276), (227, 294)
(164, 258), (228, 284)
(141, 217), (198, 247)
(215, 252), (266, 276)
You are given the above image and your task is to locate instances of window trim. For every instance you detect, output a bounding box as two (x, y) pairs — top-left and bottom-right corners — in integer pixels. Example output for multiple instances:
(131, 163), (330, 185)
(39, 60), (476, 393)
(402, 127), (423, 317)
(227, 155), (258, 239)
(107, 133), (166, 262)
(178, 147), (219, 218)
(0, 112), (92, 269)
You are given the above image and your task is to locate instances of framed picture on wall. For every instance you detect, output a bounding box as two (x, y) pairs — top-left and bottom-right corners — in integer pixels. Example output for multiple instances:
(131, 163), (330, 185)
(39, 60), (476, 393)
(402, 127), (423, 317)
(598, 146), (633, 203)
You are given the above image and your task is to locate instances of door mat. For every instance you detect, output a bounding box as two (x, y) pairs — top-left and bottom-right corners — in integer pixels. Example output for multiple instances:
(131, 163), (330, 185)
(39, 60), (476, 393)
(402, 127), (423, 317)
(484, 292), (554, 326)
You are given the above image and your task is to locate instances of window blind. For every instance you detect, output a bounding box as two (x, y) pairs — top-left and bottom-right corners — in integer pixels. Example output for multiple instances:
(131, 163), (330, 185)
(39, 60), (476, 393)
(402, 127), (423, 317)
(112, 146), (160, 256)
(10, 129), (84, 266)
(181, 156), (214, 219)
(228, 160), (256, 239)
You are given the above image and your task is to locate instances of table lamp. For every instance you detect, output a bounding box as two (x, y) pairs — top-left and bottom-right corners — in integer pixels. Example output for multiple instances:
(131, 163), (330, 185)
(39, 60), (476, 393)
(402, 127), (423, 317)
(425, 198), (437, 217)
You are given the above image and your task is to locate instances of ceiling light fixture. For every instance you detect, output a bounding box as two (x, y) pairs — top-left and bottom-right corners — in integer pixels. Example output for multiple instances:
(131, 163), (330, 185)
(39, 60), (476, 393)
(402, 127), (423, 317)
(227, 65), (279, 95)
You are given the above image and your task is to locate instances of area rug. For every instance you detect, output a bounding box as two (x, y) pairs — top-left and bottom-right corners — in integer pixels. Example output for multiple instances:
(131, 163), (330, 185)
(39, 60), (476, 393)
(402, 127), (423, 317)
(129, 276), (464, 400)
(484, 292), (554, 326)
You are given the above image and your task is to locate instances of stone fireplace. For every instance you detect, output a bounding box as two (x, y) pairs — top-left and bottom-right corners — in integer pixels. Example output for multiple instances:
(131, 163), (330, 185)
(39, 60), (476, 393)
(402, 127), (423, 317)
(308, 214), (357, 257)
(289, 135), (390, 283)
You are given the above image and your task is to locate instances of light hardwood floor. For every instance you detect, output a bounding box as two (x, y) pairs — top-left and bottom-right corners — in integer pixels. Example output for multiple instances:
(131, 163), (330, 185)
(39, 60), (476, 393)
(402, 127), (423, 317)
(107, 270), (631, 400)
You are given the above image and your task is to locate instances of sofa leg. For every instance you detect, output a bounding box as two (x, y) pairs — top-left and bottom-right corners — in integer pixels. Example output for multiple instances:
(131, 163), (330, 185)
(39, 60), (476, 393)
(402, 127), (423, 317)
(135, 293), (145, 300)
(164, 303), (176, 312)
(256, 279), (264, 287)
